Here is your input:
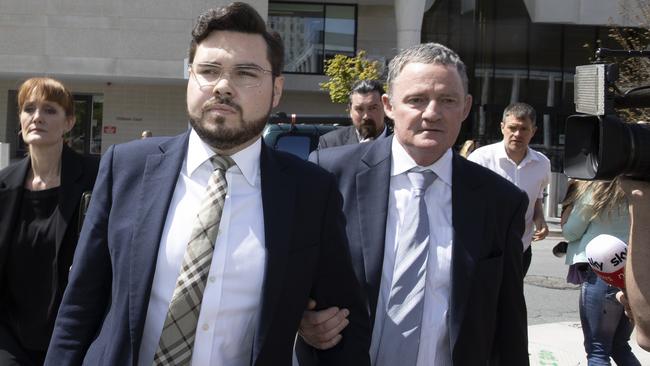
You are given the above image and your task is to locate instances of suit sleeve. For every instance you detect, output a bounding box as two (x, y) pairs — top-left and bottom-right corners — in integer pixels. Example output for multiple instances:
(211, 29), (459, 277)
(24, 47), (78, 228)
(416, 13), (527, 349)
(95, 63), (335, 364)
(318, 135), (329, 149)
(45, 146), (115, 365)
(301, 174), (371, 366)
(496, 190), (530, 365)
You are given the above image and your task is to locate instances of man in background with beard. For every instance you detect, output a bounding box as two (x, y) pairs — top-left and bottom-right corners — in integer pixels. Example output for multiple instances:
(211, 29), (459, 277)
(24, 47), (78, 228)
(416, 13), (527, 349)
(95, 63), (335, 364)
(45, 3), (370, 366)
(318, 80), (389, 149)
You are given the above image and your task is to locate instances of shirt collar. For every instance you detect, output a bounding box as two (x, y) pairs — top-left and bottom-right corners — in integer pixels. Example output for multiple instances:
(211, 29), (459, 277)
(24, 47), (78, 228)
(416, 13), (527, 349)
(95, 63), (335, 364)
(186, 128), (261, 186)
(390, 138), (453, 187)
(355, 124), (388, 143)
(498, 141), (539, 167)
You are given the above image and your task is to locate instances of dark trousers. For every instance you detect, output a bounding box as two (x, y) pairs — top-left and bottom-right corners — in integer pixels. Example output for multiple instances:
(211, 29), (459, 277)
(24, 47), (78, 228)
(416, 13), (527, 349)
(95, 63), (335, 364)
(523, 246), (532, 276)
(0, 323), (46, 366)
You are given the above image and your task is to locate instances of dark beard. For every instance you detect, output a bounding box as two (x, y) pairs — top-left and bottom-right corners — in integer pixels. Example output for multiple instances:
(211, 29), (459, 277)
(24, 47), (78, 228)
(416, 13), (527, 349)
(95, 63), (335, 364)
(357, 120), (378, 140)
(189, 96), (271, 151)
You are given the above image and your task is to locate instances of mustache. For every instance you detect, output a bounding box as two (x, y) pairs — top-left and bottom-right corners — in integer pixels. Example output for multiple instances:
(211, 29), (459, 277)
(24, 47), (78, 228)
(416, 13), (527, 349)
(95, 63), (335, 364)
(202, 96), (242, 114)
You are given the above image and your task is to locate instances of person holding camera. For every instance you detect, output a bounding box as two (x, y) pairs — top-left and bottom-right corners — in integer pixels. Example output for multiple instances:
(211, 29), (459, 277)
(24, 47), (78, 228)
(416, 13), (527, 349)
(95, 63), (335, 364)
(616, 179), (650, 352)
(562, 179), (641, 365)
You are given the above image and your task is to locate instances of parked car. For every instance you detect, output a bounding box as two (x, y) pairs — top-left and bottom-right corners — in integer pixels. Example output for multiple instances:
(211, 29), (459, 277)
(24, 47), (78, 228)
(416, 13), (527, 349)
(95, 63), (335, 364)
(263, 113), (350, 160)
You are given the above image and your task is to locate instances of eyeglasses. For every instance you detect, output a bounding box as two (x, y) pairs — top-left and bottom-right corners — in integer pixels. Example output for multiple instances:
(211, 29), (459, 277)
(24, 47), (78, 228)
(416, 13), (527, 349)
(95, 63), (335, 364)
(189, 63), (273, 88)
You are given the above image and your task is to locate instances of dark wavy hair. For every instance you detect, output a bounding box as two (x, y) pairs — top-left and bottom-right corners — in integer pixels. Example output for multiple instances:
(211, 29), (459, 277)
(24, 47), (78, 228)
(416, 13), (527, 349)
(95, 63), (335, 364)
(188, 2), (284, 76)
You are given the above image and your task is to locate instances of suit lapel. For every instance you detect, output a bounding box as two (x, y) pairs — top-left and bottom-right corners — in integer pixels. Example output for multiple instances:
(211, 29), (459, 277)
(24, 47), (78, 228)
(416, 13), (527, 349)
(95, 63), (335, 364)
(346, 126), (359, 145)
(129, 133), (189, 355)
(356, 137), (391, 320)
(0, 158), (30, 283)
(55, 147), (85, 257)
(448, 154), (486, 349)
(252, 144), (296, 362)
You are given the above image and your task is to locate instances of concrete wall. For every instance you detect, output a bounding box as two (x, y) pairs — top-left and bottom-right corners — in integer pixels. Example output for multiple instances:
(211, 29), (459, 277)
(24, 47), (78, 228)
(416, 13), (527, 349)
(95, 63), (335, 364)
(0, 79), (188, 154)
(0, 0), (397, 152)
(0, 0), (268, 81)
(523, 0), (642, 27)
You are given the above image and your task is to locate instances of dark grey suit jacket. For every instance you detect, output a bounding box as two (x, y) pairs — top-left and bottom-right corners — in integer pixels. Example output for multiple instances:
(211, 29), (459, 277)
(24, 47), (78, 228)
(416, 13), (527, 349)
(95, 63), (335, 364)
(318, 126), (359, 149)
(307, 136), (530, 365)
(45, 131), (370, 366)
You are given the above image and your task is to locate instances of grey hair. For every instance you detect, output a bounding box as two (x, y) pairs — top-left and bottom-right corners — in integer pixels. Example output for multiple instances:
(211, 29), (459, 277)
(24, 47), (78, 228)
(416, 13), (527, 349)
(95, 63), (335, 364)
(386, 42), (468, 96)
(502, 102), (537, 126)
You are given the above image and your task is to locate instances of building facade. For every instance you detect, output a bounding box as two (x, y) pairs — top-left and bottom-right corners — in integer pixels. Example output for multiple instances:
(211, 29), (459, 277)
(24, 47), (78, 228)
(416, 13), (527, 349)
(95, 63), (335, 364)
(0, 0), (641, 168)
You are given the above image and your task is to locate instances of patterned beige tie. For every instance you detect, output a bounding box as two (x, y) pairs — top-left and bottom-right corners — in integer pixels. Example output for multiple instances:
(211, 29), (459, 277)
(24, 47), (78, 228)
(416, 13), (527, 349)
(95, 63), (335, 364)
(153, 155), (235, 366)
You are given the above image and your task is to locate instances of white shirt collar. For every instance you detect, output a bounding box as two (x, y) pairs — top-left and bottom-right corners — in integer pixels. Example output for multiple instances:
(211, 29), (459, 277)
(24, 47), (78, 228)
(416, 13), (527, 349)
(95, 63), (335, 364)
(390, 138), (453, 187)
(498, 141), (540, 167)
(355, 124), (388, 143)
(186, 128), (260, 187)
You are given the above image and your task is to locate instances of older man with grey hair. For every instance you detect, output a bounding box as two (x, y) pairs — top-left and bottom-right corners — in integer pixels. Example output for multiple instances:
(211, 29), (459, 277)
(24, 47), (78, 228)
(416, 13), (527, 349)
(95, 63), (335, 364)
(297, 42), (529, 366)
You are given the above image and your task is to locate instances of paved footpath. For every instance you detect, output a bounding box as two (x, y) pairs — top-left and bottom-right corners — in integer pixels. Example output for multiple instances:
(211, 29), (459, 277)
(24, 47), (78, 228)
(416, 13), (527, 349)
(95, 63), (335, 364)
(529, 322), (650, 365)
(527, 220), (650, 365)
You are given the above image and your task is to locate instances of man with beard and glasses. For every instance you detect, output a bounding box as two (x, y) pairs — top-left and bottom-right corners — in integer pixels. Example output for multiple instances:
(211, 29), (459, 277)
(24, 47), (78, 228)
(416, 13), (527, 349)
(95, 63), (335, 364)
(318, 80), (389, 149)
(44, 3), (370, 366)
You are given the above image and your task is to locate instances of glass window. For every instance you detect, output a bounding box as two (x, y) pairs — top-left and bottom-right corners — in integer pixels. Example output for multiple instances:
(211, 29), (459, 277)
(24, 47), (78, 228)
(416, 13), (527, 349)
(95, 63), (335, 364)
(269, 2), (356, 74)
(275, 135), (312, 159)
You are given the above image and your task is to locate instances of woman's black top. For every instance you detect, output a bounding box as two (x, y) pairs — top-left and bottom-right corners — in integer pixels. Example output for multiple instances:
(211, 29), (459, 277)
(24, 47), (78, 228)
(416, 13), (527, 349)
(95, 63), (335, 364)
(1, 187), (60, 351)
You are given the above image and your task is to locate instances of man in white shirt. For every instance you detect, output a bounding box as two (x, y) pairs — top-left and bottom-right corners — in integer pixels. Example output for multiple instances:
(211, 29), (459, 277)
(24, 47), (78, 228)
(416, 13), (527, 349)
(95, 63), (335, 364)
(318, 80), (390, 149)
(300, 42), (529, 365)
(45, 3), (370, 366)
(468, 102), (551, 274)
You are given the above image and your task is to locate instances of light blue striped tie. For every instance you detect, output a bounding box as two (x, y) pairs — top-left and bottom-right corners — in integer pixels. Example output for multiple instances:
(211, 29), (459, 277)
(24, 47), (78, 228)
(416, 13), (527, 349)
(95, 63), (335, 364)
(376, 169), (437, 366)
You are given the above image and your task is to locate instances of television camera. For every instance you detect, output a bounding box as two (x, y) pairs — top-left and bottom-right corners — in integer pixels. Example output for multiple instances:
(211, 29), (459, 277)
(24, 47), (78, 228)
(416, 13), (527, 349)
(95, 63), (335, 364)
(564, 48), (650, 180)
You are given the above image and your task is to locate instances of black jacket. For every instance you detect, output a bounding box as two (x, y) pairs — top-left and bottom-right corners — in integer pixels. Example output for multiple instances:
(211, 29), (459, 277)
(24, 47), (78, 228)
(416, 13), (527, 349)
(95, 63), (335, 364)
(0, 146), (99, 343)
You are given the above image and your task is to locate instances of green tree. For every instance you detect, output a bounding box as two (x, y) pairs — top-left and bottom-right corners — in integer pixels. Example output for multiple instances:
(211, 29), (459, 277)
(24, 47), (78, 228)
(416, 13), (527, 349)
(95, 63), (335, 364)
(320, 51), (383, 104)
(608, 0), (650, 121)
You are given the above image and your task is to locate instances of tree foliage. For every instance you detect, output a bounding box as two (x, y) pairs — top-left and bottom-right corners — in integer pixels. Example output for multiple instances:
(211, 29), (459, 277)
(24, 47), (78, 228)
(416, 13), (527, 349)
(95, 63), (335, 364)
(608, 0), (650, 121)
(320, 51), (383, 104)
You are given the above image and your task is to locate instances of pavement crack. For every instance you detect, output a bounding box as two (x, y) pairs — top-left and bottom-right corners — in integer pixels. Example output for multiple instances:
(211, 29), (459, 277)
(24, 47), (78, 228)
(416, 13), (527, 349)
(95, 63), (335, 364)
(525, 275), (580, 290)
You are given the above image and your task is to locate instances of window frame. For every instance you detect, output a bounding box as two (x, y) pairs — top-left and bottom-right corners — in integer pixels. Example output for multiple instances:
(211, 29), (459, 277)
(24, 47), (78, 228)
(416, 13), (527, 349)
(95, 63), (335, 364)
(268, 1), (358, 75)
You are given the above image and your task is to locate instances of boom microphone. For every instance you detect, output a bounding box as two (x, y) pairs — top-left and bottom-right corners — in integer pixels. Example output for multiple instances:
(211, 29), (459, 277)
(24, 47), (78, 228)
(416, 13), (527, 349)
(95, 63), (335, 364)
(585, 234), (627, 289)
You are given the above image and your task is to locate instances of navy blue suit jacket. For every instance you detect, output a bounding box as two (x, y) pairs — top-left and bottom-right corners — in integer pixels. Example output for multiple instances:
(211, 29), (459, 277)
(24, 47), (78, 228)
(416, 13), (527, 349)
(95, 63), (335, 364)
(308, 136), (529, 365)
(45, 131), (370, 366)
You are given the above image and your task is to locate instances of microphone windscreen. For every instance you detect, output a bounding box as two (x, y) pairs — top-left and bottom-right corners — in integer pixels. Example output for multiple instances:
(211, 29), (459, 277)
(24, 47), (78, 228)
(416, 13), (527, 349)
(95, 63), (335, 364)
(585, 234), (627, 289)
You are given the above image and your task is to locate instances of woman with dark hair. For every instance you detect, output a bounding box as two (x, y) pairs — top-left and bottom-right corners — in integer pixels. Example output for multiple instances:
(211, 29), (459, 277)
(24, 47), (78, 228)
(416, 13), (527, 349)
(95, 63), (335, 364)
(563, 179), (641, 365)
(0, 77), (98, 365)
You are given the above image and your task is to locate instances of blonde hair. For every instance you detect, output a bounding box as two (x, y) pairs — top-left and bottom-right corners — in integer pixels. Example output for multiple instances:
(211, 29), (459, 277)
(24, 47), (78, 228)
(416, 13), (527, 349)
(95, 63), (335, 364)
(459, 139), (477, 158)
(565, 179), (627, 221)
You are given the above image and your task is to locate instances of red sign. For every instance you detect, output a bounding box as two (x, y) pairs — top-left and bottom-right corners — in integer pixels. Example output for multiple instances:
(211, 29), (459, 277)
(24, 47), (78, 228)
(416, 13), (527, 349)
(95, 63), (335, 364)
(103, 126), (117, 134)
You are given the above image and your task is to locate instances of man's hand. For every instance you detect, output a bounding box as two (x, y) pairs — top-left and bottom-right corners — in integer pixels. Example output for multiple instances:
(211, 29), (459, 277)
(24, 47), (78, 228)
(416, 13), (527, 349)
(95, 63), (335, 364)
(616, 290), (633, 321)
(532, 198), (548, 241)
(532, 223), (548, 241)
(298, 299), (350, 350)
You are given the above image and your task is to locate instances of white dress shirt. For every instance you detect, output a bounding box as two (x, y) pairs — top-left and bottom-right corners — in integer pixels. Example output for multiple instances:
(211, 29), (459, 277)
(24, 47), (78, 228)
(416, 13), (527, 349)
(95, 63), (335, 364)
(137, 129), (266, 366)
(468, 141), (551, 249)
(369, 140), (454, 366)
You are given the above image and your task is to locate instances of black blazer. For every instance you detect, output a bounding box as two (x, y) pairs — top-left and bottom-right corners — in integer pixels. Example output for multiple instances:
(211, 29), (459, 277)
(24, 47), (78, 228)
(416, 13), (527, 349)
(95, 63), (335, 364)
(45, 132), (370, 366)
(0, 146), (99, 339)
(308, 136), (530, 365)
